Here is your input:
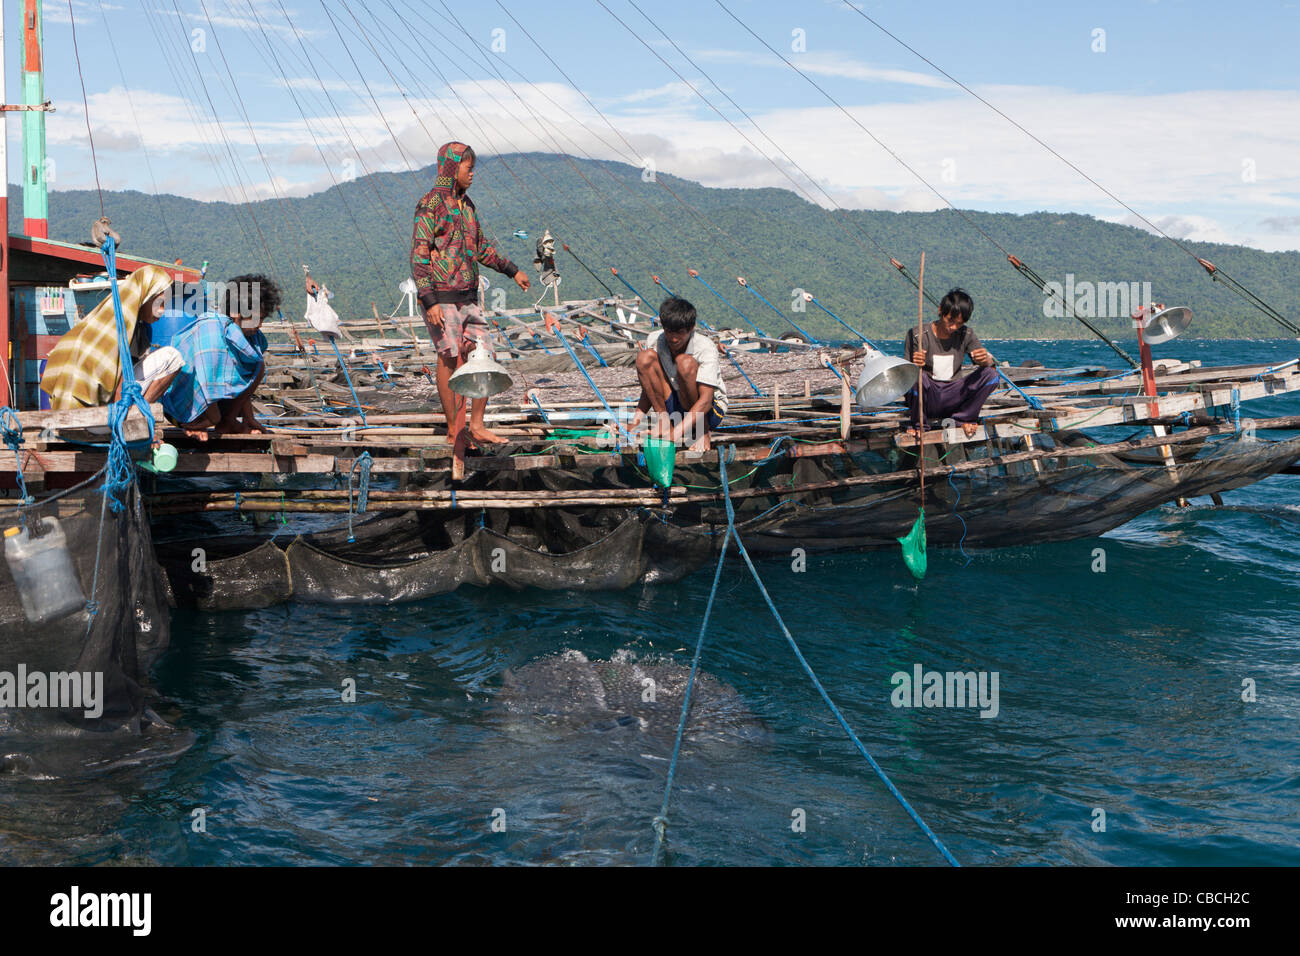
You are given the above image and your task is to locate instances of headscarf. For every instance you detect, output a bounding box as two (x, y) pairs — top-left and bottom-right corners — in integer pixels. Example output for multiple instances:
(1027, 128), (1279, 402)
(431, 141), (473, 205)
(40, 265), (174, 410)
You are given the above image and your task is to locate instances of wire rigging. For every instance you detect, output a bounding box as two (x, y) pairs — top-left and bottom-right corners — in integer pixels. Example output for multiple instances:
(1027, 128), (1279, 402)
(837, 0), (1295, 336)
(66, 0), (106, 218)
(96, 0), (177, 254)
(713, 0), (1137, 365)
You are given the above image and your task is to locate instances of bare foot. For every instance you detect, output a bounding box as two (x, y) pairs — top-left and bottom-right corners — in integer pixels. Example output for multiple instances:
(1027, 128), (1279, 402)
(688, 432), (713, 453)
(183, 427), (209, 442)
(902, 426), (923, 440)
(468, 425), (507, 445)
(961, 422), (979, 437)
(246, 419), (268, 435)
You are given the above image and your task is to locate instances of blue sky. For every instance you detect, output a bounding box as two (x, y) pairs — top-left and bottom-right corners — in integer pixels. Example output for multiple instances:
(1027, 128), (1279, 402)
(11, 0), (1300, 251)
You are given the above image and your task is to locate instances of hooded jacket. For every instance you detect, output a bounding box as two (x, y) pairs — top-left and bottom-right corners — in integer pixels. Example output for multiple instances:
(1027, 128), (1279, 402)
(410, 142), (519, 310)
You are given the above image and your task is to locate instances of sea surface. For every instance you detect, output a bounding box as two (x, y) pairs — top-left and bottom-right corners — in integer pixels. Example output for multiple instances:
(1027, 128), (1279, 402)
(4, 339), (1300, 866)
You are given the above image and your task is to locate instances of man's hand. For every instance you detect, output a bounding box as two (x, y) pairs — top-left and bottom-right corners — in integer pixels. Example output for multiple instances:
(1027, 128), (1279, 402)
(425, 303), (444, 332)
(912, 349), (926, 367)
(514, 270), (531, 292)
(972, 347), (993, 367)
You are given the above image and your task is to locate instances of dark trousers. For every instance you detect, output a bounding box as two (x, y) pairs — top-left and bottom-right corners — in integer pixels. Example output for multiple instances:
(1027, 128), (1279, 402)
(904, 365), (999, 427)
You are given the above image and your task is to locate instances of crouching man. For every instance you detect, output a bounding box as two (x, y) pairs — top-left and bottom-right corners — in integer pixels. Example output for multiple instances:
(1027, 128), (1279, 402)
(904, 287), (999, 438)
(630, 297), (728, 452)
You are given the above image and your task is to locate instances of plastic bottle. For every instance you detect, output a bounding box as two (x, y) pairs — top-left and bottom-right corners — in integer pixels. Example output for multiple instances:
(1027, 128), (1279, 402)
(3, 517), (88, 624)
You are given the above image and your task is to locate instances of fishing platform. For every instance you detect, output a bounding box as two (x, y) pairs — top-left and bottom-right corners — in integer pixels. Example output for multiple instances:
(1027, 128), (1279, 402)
(8, 296), (1300, 563)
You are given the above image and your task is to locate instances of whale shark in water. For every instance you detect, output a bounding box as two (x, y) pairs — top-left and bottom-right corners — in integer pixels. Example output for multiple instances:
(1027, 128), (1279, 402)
(495, 649), (768, 744)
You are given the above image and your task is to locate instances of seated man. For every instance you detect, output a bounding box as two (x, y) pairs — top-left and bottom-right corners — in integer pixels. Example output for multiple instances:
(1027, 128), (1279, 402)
(630, 297), (728, 452)
(904, 287), (999, 438)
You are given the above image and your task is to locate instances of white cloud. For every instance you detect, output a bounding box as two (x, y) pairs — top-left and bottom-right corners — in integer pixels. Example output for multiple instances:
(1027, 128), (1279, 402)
(43, 1), (122, 25)
(613, 81), (701, 104)
(41, 64), (1300, 253)
(693, 48), (952, 89)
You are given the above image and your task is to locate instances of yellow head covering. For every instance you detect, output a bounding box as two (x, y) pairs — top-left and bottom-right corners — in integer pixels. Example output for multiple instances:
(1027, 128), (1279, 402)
(40, 265), (175, 410)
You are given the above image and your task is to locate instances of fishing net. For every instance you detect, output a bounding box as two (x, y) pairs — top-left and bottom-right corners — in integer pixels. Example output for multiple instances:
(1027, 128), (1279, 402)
(1, 477), (174, 737)
(150, 432), (1300, 608)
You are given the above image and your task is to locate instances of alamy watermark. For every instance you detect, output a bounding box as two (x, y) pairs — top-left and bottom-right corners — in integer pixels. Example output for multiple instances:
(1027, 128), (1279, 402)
(890, 663), (1000, 718)
(1042, 274), (1153, 320)
(0, 666), (104, 719)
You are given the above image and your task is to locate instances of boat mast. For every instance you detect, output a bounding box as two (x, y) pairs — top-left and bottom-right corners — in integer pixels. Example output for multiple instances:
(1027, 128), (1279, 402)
(1, 0), (11, 406)
(21, 0), (46, 238)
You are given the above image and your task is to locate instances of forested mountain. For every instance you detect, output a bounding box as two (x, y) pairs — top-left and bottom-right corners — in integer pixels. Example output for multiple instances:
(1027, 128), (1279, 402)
(16, 152), (1299, 340)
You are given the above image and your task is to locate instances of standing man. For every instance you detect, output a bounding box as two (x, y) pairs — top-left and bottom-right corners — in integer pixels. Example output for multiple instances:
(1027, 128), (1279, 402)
(904, 288), (999, 438)
(411, 142), (529, 444)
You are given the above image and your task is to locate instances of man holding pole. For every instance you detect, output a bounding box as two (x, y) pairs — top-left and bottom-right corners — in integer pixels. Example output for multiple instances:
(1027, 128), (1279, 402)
(411, 142), (529, 444)
(904, 288), (999, 438)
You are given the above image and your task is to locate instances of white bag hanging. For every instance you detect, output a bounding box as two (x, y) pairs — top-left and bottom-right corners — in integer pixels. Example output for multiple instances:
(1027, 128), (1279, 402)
(305, 284), (341, 338)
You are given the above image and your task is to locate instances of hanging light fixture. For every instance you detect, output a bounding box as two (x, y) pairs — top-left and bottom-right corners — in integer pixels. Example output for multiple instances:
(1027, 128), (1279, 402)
(1138, 305), (1193, 345)
(449, 343), (512, 398)
(855, 347), (920, 408)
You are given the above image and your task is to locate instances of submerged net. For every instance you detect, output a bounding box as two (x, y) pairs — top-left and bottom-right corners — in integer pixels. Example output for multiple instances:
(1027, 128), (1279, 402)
(150, 432), (1300, 610)
(1, 476), (177, 752)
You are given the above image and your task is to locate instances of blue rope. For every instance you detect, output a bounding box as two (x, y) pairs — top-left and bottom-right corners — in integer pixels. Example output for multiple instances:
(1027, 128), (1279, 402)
(740, 280), (819, 344)
(1231, 388), (1241, 434)
(547, 319), (633, 448)
(1, 407), (33, 507)
(808, 296), (872, 345)
(346, 451), (373, 543)
(690, 271), (768, 337)
(326, 336), (367, 425)
(82, 482), (111, 628)
(726, 350), (765, 397)
(611, 270), (659, 321)
(528, 330), (555, 354)
(579, 333), (608, 368)
(720, 447), (960, 866)
(652, 494), (732, 865)
(995, 368), (1044, 411)
(528, 393), (553, 425)
(100, 236), (155, 512)
(946, 468), (972, 568)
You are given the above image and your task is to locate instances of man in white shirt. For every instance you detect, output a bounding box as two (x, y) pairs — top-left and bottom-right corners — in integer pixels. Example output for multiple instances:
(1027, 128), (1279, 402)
(631, 297), (728, 452)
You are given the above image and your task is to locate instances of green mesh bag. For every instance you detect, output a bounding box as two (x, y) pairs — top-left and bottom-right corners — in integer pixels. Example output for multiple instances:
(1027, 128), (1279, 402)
(643, 437), (677, 488)
(898, 507), (927, 580)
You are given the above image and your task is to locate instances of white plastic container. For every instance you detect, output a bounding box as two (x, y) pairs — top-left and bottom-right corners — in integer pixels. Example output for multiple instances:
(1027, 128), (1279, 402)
(4, 517), (87, 624)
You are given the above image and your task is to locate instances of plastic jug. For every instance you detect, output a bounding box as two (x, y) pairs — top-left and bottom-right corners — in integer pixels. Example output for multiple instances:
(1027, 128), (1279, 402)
(4, 517), (88, 624)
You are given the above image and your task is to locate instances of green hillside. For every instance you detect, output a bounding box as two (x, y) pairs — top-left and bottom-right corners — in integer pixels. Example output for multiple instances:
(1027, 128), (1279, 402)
(14, 152), (1299, 341)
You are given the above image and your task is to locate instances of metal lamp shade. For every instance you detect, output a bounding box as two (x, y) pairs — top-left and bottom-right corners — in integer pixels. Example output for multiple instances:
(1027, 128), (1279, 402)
(856, 348), (920, 408)
(449, 344), (512, 398)
(1140, 306), (1193, 345)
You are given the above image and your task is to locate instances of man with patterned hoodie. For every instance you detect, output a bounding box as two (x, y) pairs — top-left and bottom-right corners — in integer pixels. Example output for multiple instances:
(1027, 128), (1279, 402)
(411, 142), (530, 444)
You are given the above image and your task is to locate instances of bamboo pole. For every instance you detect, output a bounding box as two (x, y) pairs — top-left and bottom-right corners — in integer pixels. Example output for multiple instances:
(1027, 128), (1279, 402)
(917, 251), (927, 505)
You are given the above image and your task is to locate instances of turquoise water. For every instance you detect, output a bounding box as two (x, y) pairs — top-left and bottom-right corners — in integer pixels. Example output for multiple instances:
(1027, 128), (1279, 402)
(5, 339), (1300, 866)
